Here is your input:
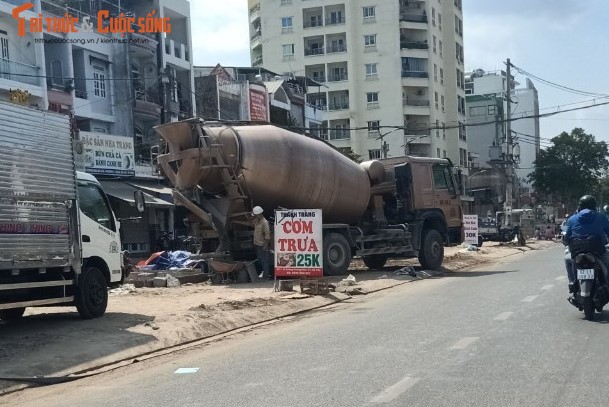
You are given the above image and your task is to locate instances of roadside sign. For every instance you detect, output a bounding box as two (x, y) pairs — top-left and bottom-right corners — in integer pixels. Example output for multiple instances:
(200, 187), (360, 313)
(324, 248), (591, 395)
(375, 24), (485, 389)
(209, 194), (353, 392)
(463, 215), (479, 245)
(274, 209), (323, 278)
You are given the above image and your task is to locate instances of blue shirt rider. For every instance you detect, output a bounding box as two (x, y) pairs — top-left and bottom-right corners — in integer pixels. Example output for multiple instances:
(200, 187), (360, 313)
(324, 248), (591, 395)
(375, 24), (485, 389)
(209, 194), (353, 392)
(564, 195), (609, 293)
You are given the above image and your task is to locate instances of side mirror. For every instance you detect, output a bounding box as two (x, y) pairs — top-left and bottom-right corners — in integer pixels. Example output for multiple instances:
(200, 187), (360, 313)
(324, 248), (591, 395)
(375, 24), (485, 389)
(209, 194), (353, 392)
(134, 190), (146, 213)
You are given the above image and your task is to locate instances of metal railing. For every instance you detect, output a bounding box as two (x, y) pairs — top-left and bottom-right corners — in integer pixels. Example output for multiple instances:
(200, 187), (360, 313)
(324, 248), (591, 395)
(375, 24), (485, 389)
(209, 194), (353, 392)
(399, 14), (428, 23)
(305, 47), (325, 56)
(304, 19), (324, 28)
(325, 16), (346, 25)
(327, 73), (348, 82)
(135, 88), (161, 104)
(402, 71), (429, 78)
(400, 41), (428, 49)
(327, 44), (347, 53)
(0, 59), (40, 86)
(403, 97), (430, 106)
(328, 102), (349, 111)
(250, 30), (262, 40)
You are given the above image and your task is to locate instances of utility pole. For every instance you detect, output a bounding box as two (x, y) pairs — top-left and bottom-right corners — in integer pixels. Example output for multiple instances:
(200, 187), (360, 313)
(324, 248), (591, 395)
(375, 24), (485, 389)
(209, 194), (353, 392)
(504, 58), (513, 227)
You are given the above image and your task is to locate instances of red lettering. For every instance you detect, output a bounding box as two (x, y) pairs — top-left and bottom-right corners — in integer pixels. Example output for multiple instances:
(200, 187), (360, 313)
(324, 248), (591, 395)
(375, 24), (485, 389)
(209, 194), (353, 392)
(278, 239), (287, 251)
(287, 239), (296, 251)
(297, 239), (307, 251)
(282, 222), (291, 234)
(308, 239), (318, 252)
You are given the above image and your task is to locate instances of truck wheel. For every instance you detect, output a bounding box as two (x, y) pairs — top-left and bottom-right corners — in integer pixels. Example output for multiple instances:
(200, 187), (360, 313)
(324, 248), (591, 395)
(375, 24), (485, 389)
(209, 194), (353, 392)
(323, 233), (352, 276)
(76, 266), (108, 319)
(418, 229), (444, 270)
(0, 307), (26, 322)
(362, 254), (388, 270)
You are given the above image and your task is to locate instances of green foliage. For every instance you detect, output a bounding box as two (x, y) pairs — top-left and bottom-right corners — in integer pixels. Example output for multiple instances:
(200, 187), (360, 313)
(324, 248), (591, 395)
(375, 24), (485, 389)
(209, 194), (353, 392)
(528, 128), (609, 206)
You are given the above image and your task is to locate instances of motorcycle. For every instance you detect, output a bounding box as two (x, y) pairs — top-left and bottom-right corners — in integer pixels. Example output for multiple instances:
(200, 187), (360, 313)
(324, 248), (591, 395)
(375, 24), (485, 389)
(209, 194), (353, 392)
(565, 236), (609, 321)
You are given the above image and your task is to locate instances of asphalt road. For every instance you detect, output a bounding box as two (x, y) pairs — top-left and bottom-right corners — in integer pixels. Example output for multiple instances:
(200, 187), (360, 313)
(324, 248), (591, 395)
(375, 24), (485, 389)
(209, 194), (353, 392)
(6, 246), (609, 407)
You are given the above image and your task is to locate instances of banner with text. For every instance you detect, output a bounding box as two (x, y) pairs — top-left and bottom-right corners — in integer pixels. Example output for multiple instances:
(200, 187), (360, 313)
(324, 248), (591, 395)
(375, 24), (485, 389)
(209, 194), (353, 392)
(274, 209), (323, 278)
(81, 132), (135, 176)
(463, 214), (479, 245)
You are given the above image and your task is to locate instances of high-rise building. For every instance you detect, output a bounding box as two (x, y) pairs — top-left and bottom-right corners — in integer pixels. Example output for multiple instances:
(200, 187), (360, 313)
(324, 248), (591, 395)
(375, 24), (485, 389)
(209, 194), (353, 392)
(247, 0), (467, 165)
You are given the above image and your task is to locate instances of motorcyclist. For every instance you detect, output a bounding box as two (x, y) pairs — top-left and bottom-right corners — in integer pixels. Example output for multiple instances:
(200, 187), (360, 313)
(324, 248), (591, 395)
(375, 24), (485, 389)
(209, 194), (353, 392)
(563, 195), (609, 293)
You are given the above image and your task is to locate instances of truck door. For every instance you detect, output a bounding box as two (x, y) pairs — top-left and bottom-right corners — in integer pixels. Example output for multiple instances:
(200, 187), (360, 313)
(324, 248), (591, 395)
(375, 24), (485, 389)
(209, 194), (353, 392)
(77, 181), (122, 283)
(432, 165), (461, 228)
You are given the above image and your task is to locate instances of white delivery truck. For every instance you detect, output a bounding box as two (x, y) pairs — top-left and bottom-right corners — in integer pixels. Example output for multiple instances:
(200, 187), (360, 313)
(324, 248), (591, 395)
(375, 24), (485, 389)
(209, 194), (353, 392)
(0, 101), (142, 321)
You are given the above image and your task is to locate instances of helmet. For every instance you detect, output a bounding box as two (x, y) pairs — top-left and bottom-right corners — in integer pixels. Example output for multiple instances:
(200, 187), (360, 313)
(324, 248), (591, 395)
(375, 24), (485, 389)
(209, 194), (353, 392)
(578, 195), (597, 211)
(252, 206), (264, 215)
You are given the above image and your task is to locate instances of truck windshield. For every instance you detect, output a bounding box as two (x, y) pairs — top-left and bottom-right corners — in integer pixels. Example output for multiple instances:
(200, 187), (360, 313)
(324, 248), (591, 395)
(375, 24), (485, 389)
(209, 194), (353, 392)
(78, 182), (116, 232)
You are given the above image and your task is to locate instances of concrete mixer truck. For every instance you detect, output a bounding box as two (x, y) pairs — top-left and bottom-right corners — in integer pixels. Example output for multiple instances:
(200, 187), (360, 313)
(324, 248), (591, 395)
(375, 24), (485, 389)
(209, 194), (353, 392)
(154, 119), (463, 275)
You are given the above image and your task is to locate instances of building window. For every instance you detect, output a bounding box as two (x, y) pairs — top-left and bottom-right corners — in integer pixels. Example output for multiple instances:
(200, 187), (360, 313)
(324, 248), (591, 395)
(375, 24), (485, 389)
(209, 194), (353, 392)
(367, 120), (380, 133)
(443, 150), (447, 158)
(442, 123), (446, 139)
(456, 68), (462, 89)
(431, 8), (436, 26)
(437, 148), (441, 158)
(432, 35), (437, 53)
(369, 149), (381, 159)
(365, 63), (378, 79)
(469, 106), (486, 116)
(0, 35), (8, 60)
(439, 40), (443, 58)
(366, 92), (379, 109)
(488, 105), (496, 115)
(364, 34), (377, 52)
(282, 44), (295, 60)
(363, 6), (376, 21)
(281, 16), (293, 32)
(438, 13), (442, 30)
(434, 92), (438, 109)
(280, 0), (292, 5)
(93, 66), (106, 98)
(440, 68), (444, 85)
(435, 119), (440, 137)
(441, 95), (445, 111)
(50, 60), (63, 88)
(433, 64), (437, 82)
(458, 95), (465, 115)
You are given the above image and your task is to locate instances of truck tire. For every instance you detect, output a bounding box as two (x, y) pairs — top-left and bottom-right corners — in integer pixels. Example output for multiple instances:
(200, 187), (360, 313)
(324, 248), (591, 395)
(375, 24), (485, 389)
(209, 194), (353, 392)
(418, 229), (444, 270)
(323, 233), (352, 276)
(76, 266), (108, 319)
(0, 307), (26, 322)
(362, 254), (388, 270)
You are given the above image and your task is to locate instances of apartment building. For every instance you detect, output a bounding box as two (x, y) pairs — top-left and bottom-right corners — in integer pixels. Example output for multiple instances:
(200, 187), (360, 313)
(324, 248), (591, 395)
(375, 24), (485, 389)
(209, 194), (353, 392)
(247, 0), (467, 165)
(0, 0), (195, 258)
(465, 69), (540, 184)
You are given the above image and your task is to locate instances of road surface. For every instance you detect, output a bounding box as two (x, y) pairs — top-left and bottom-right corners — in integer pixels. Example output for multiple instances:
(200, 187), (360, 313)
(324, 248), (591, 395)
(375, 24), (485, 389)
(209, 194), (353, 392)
(5, 246), (609, 407)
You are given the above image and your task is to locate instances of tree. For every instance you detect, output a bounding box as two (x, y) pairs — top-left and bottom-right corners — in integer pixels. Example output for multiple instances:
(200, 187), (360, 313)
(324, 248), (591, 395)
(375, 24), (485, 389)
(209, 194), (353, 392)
(528, 128), (609, 209)
(337, 147), (362, 163)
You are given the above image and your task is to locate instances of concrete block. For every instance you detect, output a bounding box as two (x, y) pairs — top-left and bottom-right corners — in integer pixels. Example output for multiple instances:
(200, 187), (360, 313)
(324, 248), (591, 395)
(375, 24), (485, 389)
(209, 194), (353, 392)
(153, 277), (167, 288)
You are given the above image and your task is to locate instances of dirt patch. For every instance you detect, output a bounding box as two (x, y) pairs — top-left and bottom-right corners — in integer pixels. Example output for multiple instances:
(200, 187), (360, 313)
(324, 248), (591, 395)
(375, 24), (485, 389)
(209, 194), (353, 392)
(0, 239), (559, 394)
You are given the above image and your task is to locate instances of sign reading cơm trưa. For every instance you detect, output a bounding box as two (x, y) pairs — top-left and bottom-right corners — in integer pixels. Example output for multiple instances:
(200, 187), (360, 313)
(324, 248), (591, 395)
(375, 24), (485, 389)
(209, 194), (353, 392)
(274, 209), (323, 278)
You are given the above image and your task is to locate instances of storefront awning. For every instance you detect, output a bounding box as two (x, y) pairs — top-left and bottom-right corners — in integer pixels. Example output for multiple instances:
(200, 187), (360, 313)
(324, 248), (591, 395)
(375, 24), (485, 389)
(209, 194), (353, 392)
(126, 181), (174, 196)
(99, 181), (174, 208)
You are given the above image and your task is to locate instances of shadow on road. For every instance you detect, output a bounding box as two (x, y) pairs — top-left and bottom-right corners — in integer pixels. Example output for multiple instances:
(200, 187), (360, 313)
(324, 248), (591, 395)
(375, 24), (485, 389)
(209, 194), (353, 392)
(0, 311), (156, 392)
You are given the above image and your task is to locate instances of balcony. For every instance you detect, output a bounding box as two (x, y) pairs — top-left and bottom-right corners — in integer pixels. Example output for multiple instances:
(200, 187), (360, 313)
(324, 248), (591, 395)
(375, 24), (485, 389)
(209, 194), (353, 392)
(403, 97), (430, 106)
(134, 89), (162, 121)
(400, 40), (428, 49)
(327, 73), (348, 82)
(401, 71), (428, 78)
(327, 44), (347, 54)
(328, 101), (349, 111)
(400, 14), (428, 23)
(0, 59), (40, 87)
(325, 16), (346, 26)
(304, 19), (324, 28)
(252, 56), (263, 67)
(305, 47), (325, 56)
(130, 32), (158, 56)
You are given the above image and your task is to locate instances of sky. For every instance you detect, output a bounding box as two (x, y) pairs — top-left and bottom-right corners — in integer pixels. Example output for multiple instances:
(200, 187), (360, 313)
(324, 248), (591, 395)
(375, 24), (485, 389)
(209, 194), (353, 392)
(191, 0), (609, 146)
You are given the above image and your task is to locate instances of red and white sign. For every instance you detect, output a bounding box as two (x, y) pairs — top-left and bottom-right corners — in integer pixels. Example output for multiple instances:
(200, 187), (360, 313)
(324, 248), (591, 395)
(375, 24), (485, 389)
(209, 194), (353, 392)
(274, 209), (323, 278)
(249, 87), (268, 122)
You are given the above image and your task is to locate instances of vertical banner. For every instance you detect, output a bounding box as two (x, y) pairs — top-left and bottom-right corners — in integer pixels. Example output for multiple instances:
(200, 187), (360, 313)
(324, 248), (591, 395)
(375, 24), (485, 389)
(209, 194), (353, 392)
(274, 209), (323, 278)
(249, 87), (269, 122)
(463, 214), (479, 245)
